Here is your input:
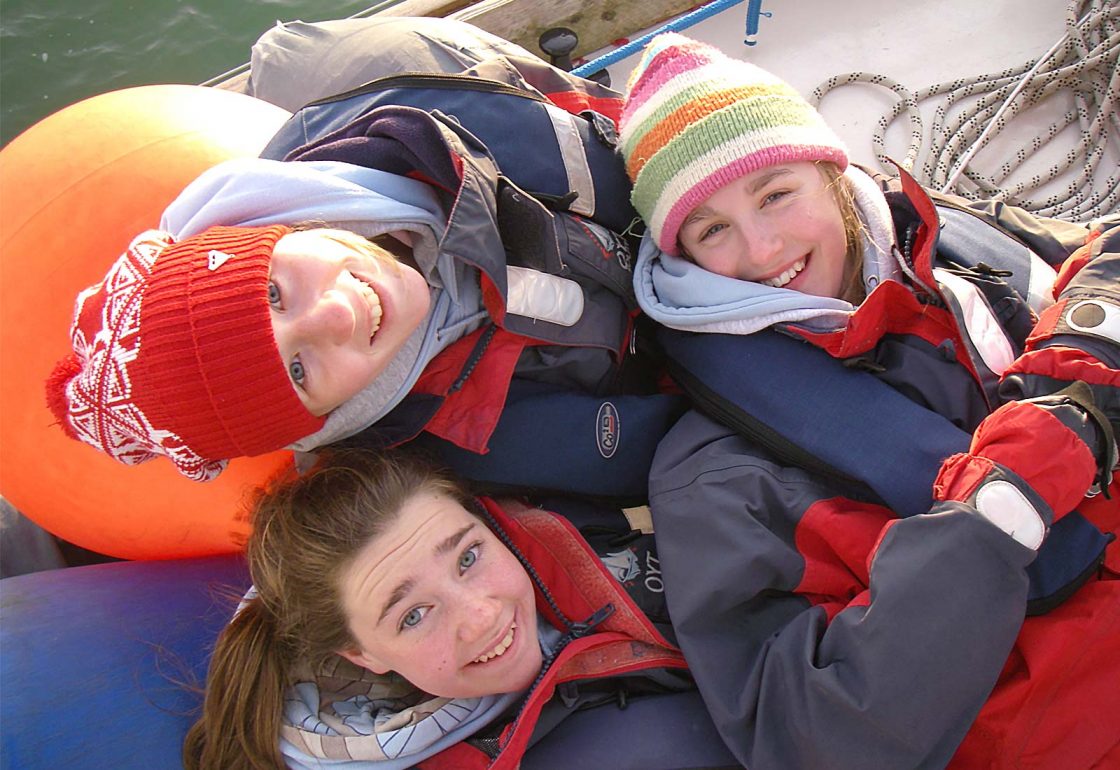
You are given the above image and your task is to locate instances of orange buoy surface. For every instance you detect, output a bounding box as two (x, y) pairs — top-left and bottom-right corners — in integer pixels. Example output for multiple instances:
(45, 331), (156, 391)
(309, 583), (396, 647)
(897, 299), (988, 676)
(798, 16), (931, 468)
(0, 85), (293, 559)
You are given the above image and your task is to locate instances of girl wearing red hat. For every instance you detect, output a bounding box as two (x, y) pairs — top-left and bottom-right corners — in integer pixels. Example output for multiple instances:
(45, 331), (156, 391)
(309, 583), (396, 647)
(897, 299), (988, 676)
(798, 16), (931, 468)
(48, 145), (650, 484)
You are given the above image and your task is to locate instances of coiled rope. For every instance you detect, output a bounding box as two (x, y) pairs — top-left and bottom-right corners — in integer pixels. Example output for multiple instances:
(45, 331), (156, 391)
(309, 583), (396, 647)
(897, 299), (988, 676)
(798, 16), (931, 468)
(810, 0), (1119, 222)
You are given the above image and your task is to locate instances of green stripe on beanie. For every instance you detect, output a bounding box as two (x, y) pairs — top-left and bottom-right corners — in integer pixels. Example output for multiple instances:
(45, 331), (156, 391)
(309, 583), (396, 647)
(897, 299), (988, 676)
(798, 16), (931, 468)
(619, 33), (848, 254)
(631, 95), (834, 218)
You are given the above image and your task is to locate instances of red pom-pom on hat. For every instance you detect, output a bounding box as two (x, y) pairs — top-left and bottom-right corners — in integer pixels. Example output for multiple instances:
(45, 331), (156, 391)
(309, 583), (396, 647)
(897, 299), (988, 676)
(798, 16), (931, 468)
(45, 353), (83, 440)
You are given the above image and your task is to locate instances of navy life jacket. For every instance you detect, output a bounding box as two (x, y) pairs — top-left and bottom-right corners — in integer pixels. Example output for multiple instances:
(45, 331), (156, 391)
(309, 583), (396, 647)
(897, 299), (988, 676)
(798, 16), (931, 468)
(658, 178), (1111, 616)
(256, 52), (698, 506)
(260, 55), (638, 234)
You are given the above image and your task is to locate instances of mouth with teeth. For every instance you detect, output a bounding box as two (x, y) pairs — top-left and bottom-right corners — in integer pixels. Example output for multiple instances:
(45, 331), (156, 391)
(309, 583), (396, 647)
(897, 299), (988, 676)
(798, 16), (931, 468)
(472, 621), (517, 664)
(343, 271), (383, 342)
(759, 257), (807, 289)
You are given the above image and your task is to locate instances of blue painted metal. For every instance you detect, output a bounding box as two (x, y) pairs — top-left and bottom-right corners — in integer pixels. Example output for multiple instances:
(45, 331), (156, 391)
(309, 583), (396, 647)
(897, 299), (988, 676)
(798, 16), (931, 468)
(571, 0), (748, 77)
(744, 0), (772, 45)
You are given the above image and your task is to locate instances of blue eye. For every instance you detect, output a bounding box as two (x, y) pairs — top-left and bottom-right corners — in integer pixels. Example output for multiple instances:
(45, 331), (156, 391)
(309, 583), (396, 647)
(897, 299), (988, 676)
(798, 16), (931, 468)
(701, 223), (727, 241)
(402, 607), (425, 628)
(267, 281), (282, 307)
(289, 357), (305, 385)
(459, 544), (480, 573)
(762, 189), (790, 206)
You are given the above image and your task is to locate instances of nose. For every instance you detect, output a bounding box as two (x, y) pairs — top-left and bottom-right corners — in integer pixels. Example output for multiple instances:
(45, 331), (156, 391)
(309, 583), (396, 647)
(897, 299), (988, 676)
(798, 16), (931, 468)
(456, 593), (501, 644)
(295, 291), (354, 345)
(737, 218), (784, 279)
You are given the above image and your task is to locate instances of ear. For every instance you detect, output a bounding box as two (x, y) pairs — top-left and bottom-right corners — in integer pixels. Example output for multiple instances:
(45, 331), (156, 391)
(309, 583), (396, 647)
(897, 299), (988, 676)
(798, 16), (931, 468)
(386, 229), (414, 247)
(337, 645), (392, 675)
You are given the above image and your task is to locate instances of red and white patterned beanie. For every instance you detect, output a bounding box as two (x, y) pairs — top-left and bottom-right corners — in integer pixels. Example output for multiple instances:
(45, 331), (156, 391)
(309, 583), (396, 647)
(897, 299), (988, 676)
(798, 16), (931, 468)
(46, 225), (325, 481)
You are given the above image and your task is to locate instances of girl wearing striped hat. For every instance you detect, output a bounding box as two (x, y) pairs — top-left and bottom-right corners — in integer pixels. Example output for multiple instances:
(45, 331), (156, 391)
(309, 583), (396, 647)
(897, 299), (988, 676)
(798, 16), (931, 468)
(619, 33), (886, 336)
(619, 33), (1120, 770)
(618, 33), (1114, 339)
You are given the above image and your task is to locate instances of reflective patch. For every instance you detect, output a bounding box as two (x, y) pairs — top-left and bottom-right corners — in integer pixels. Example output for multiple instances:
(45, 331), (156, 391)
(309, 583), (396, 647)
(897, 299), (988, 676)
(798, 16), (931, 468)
(1025, 253), (1057, 314)
(596, 401), (620, 459)
(935, 267), (1016, 375)
(975, 479), (1046, 550)
(1066, 299), (1120, 345)
(543, 102), (595, 218)
(505, 265), (584, 326)
(600, 548), (641, 583)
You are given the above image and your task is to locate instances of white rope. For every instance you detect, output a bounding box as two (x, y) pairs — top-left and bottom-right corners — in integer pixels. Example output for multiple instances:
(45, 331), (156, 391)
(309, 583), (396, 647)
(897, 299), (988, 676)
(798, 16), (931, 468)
(810, 0), (1119, 222)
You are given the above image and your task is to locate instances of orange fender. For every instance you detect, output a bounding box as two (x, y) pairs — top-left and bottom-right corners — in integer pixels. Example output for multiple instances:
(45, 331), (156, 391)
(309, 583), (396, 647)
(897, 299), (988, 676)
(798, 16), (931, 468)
(0, 85), (293, 559)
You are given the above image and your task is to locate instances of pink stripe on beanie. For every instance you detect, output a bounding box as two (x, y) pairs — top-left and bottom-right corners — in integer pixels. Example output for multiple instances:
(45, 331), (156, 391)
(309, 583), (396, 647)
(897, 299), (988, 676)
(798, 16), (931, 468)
(619, 33), (848, 255)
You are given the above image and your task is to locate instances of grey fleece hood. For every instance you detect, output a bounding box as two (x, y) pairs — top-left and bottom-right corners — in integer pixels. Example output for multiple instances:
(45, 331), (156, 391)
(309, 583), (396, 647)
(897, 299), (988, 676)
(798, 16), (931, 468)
(160, 157), (486, 451)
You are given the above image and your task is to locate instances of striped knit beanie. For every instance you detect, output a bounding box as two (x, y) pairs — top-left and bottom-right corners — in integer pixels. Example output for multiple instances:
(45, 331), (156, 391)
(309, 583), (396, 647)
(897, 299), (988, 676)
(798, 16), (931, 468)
(46, 225), (325, 481)
(619, 33), (849, 256)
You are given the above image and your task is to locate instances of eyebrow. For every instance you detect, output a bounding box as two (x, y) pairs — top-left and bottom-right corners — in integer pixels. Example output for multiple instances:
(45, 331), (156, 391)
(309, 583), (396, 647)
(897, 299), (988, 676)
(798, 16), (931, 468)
(682, 208), (709, 229)
(682, 167), (795, 231)
(376, 522), (476, 626)
(747, 167), (792, 193)
(436, 523), (475, 556)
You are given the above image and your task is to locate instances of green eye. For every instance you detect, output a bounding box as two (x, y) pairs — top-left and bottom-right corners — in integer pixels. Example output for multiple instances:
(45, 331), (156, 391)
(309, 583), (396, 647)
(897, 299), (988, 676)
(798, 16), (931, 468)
(459, 545), (478, 572)
(289, 357), (305, 385)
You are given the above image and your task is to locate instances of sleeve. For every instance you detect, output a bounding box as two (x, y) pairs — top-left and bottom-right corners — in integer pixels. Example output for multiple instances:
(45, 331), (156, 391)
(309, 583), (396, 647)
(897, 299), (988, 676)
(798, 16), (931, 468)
(1000, 226), (1120, 444)
(247, 17), (540, 112)
(648, 409), (1046, 770)
(936, 189), (1095, 267)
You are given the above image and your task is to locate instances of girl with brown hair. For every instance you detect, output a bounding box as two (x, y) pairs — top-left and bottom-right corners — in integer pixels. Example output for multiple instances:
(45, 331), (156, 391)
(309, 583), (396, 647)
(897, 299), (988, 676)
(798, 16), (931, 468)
(182, 448), (692, 770)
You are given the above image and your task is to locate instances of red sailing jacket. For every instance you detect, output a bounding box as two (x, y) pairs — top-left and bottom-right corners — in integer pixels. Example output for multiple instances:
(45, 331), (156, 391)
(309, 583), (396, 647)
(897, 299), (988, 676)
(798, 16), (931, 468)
(420, 497), (690, 770)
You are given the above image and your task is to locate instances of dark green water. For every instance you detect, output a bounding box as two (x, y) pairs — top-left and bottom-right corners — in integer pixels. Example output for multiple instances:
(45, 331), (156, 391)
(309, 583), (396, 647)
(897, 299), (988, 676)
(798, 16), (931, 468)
(0, 0), (379, 147)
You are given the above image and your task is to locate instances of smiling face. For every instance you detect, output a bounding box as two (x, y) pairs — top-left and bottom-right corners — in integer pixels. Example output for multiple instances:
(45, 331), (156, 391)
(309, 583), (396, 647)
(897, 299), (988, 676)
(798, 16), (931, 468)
(337, 491), (542, 699)
(267, 230), (432, 416)
(677, 161), (851, 300)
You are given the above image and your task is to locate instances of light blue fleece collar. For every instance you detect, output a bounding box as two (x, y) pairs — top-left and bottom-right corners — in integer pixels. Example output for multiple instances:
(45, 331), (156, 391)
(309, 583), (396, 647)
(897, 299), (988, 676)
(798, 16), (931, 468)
(160, 157), (485, 448)
(633, 166), (899, 335)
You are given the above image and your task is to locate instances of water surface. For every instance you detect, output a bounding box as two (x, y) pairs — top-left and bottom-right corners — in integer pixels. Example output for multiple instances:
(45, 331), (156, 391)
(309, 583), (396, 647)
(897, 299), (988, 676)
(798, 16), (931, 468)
(0, 0), (376, 146)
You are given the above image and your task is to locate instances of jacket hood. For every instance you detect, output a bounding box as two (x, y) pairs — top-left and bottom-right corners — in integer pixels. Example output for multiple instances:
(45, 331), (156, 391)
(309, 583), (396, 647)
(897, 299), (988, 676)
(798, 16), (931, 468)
(633, 165), (900, 335)
(159, 157), (485, 450)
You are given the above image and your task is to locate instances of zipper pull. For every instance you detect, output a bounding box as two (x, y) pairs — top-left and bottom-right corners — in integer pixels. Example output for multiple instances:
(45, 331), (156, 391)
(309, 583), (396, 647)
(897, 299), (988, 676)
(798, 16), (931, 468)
(568, 603), (615, 637)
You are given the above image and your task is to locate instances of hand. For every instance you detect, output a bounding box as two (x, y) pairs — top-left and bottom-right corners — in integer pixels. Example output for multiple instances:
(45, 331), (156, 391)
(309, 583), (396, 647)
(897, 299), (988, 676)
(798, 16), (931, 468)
(934, 384), (1116, 548)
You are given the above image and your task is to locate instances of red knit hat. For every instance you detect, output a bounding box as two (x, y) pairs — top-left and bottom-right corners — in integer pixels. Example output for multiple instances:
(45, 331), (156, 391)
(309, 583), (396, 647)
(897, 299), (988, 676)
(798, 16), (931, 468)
(46, 225), (325, 481)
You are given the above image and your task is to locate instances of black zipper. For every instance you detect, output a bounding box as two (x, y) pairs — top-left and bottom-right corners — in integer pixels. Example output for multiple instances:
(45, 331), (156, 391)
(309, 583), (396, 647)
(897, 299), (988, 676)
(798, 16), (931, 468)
(303, 71), (549, 108)
(473, 503), (617, 761)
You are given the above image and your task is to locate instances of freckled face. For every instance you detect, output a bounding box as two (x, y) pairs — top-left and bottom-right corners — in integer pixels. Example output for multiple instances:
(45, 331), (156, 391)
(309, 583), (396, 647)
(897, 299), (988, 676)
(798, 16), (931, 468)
(677, 162), (850, 300)
(337, 492), (542, 699)
(267, 230), (431, 416)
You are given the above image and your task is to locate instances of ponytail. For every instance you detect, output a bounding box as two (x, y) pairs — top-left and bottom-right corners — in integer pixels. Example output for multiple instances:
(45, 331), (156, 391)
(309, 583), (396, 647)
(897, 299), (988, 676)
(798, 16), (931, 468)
(184, 448), (468, 769)
(183, 598), (290, 770)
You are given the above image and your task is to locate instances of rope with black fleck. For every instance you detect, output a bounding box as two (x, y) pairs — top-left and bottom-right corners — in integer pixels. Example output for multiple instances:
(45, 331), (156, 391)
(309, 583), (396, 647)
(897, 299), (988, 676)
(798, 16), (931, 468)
(810, 0), (1119, 222)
